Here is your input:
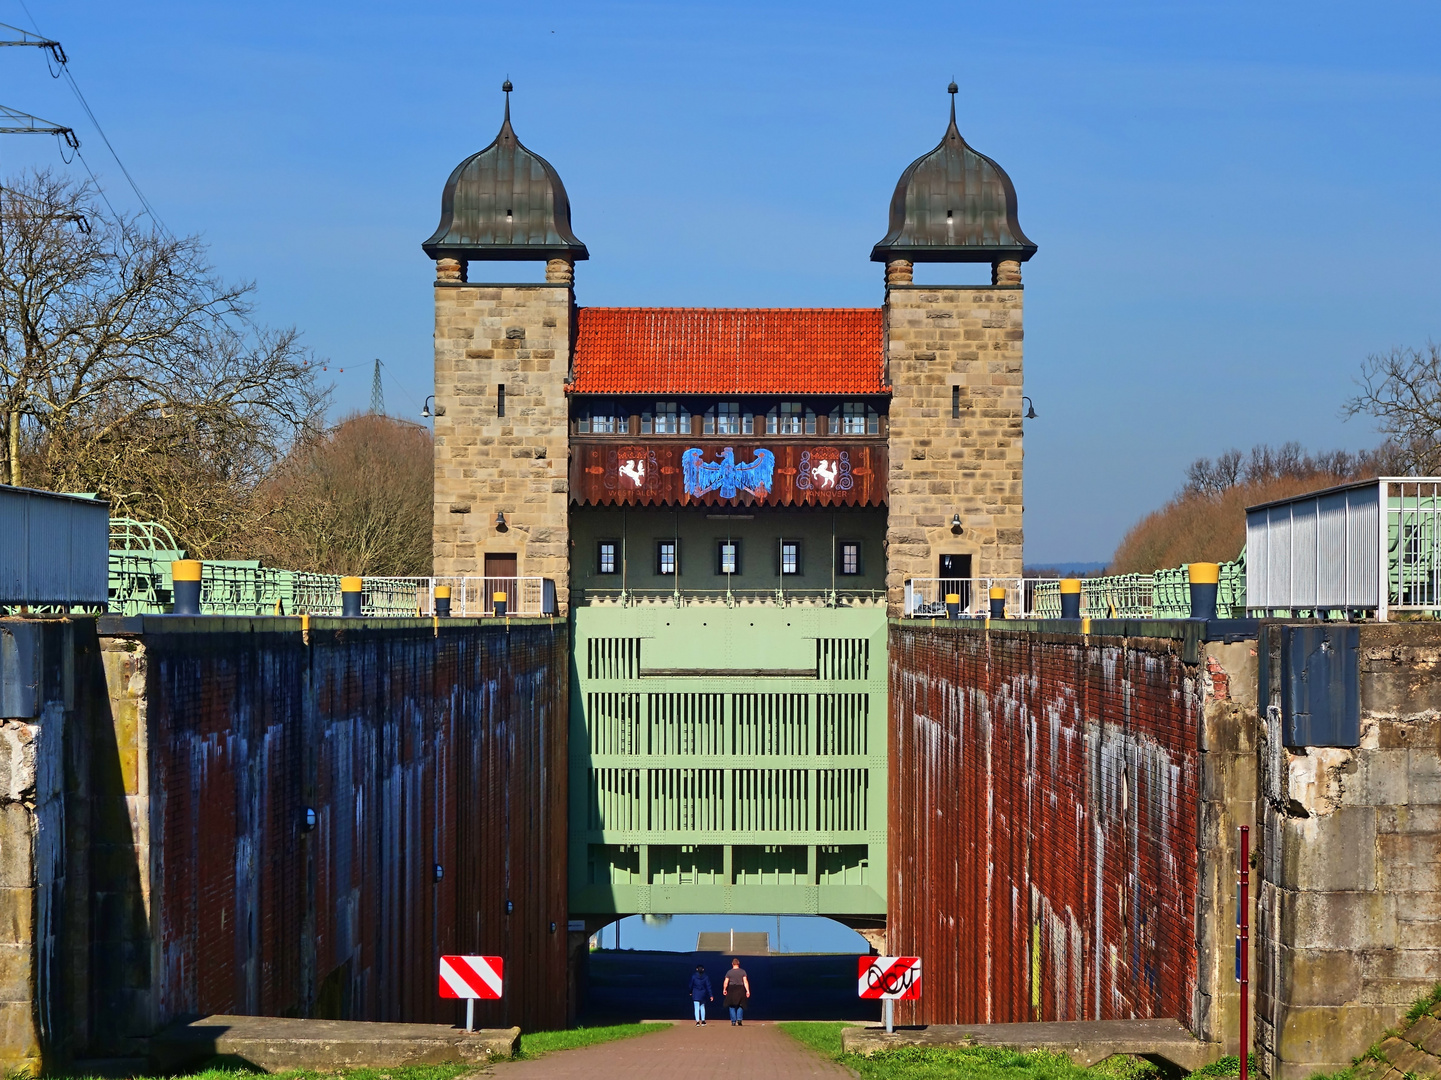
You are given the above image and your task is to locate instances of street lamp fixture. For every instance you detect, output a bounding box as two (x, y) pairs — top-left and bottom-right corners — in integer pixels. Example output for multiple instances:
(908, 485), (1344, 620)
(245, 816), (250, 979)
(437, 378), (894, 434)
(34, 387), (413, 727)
(1022, 396), (1037, 420)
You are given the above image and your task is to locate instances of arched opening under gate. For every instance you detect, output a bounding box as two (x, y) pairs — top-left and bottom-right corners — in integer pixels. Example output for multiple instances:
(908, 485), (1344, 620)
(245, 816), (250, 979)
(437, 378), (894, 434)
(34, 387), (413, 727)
(576, 914), (882, 1023)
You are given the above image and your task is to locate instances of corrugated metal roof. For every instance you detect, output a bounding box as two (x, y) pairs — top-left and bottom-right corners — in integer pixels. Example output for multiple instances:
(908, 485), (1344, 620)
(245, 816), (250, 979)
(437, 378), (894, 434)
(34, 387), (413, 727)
(569, 307), (887, 395)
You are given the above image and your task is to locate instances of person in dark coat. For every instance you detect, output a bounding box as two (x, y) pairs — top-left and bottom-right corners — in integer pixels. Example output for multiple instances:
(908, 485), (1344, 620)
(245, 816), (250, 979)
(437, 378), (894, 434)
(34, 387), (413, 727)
(722, 957), (750, 1025)
(689, 964), (714, 1025)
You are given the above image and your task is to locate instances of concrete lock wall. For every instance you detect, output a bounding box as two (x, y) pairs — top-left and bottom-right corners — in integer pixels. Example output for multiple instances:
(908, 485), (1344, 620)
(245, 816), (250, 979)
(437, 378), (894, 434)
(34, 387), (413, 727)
(887, 621), (1259, 1046)
(1257, 623), (1441, 1080)
(0, 615), (570, 1071)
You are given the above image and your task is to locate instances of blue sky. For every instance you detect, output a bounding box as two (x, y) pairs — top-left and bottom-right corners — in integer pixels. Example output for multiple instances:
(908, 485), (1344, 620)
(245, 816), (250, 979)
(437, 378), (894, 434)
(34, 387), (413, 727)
(0, 2), (1437, 562)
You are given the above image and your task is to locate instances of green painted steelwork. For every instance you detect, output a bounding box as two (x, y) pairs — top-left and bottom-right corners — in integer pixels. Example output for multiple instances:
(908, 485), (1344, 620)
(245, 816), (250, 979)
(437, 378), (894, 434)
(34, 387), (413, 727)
(569, 603), (887, 918)
(1029, 553), (1247, 619)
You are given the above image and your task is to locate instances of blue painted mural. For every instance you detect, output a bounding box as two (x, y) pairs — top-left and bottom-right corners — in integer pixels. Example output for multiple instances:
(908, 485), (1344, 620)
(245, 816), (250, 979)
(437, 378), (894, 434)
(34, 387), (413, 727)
(681, 446), (776, 500)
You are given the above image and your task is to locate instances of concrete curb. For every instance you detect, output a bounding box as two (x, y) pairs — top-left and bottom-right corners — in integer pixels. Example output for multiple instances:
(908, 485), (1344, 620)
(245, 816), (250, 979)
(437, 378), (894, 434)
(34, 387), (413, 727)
(151, 1015), (521, 1073)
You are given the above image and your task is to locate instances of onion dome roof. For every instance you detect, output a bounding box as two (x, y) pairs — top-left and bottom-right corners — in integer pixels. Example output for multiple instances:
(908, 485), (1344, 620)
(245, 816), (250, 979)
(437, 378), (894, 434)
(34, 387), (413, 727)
(422, 82), (588, 262)
(871, 84), (1036, 264)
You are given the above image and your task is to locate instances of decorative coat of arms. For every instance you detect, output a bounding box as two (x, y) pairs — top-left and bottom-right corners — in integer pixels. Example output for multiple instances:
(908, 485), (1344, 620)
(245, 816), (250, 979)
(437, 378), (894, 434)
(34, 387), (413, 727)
(796, 448), (854, 491)
(605, 447), (658, 491)
(681, 447), (775, 499)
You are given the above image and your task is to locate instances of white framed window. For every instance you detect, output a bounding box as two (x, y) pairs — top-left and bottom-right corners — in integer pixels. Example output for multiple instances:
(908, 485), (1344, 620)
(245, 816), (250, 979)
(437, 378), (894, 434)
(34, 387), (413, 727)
(717, 540), (740, 575)
(598, 541), (618, 575)
(657, 540), (678, 575)
(579, 401), (619, 434)
(646, 401), (688, 435)
(839, 541), (860, 576)
(768, 401), (804, 435)
(831, 402), (879, 435)
(704, 402), (750, 436)
(780, 540), (801, 575)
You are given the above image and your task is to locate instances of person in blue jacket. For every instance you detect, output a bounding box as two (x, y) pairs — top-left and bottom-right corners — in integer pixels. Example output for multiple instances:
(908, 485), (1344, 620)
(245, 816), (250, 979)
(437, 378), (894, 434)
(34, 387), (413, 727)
(688, 964), (714, 1025)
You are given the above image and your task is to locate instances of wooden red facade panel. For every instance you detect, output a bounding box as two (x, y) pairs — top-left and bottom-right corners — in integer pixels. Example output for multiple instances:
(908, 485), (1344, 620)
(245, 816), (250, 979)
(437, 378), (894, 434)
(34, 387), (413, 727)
(570, 439), (887, 507)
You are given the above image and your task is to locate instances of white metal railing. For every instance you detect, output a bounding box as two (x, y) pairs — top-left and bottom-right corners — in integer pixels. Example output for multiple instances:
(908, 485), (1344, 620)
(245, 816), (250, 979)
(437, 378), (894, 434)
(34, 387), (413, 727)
(292, 576), (555, 617)
(573, 587), (886, 608)
(903, 578), (1063, 618)
(426, 576), (555, 617)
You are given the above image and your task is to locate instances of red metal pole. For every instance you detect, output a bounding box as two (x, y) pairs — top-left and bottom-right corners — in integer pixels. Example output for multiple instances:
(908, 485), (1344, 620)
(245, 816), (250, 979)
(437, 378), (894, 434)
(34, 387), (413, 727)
(1240, 825), (1250, 1080)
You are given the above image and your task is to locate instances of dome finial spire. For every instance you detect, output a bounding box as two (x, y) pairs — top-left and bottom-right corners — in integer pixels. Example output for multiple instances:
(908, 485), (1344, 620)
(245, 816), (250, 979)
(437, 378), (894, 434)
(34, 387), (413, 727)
(502, 78), (513, 123)
(947, 80), (958, 128)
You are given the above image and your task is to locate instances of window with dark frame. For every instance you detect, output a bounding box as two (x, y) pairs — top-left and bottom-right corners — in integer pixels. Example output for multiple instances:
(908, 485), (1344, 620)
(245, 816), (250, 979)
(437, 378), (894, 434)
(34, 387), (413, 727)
(597, 541), (618, 575)
(839, 541), (861, 576)
(781, 540), (801, 575)
(645, 401), (688, 435)
(717, 539), (740, 575)
(657, 540), (678, 575)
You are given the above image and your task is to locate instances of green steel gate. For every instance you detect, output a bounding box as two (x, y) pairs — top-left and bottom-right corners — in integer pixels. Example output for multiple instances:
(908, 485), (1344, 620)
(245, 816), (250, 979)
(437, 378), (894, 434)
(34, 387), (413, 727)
(569, 605), (887, 918)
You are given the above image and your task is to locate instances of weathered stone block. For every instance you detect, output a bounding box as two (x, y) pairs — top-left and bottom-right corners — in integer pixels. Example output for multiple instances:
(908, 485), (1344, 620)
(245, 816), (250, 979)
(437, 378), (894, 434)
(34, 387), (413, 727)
(1284, 807), (1376, 891)
(1279, 947), (1363, 1005)
(1281, 889), (1396, 950)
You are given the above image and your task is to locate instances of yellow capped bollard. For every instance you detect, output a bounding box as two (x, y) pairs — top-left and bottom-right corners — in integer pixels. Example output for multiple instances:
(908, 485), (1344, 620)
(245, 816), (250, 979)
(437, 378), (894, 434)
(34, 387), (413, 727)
(171, 560), (202, 615)
(989, 585), (1007, 620)
(1060, 577), (1082, 620)
(434, 584), (452, 618)
(1188, 562), (1220, 621)
(945, 592), (961, 620)
(493, 590), (508, 618)
(341, 576), (363, 618)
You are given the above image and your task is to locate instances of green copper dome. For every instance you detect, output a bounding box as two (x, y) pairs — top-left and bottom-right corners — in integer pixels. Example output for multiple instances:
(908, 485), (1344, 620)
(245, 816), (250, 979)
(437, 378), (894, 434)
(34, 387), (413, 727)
(422, 84), (588, 263)
(871, 86), (1036, 264)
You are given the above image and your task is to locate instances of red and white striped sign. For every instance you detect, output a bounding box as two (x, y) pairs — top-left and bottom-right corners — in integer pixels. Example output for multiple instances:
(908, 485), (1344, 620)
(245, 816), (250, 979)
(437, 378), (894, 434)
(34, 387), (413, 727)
(439, 955), (503, 1000)
(858, 955), (921, 1000)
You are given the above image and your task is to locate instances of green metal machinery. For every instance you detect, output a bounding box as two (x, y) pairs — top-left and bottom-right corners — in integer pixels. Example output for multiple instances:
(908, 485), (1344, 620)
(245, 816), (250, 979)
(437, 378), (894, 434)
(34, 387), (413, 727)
(569, 604), (887, 920)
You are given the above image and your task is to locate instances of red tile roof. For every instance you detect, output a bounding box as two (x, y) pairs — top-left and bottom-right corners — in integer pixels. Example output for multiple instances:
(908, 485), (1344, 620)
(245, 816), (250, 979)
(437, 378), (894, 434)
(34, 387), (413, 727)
(569, 307), (887, 395)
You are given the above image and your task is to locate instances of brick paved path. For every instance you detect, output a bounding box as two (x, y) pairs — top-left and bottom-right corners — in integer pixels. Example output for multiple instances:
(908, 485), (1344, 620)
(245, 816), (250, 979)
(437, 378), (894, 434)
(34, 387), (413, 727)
(491, 1021), (849, 1079)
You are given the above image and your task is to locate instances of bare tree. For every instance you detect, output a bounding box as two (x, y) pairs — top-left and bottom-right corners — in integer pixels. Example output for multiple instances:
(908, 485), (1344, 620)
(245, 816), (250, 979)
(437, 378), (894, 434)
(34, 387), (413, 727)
(0, 169), (325, 552)
(1344, 343), (1441, 473)
(1184, 448), (1244, 495)
(256, 414), (433, 577)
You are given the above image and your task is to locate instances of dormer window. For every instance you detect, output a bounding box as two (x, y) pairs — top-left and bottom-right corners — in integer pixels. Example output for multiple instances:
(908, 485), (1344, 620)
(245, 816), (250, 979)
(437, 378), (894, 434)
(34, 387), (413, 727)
(704, 402), (750, 436)
(831, 402), (879, 436)
(576, 401), (619, 434)
(766, 401), (815, 436)
(642, 401), (689, 435)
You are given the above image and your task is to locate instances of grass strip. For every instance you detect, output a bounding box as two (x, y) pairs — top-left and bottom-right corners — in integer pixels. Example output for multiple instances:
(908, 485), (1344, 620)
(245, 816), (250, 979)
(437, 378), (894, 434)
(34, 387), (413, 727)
(776, 1022), (1165, 1080)
(515, 1021), (670, 1059)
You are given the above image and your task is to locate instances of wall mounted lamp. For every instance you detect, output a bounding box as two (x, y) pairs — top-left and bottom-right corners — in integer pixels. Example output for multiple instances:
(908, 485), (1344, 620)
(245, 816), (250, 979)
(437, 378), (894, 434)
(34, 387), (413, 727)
(495, 510), (508, 531)
(951, 514), (963, 534)
(1022, 396), (1038, 420)
(421, 395), (435, 418)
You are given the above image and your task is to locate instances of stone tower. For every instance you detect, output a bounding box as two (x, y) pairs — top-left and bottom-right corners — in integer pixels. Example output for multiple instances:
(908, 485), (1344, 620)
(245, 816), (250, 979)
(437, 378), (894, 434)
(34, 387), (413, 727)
(875, 83), (1036, 613)
(422, 82), (585, 611)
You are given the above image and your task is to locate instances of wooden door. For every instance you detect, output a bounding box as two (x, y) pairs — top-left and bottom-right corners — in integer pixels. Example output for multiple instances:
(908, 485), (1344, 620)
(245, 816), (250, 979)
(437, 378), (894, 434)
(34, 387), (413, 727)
(484, 553), (518, 613)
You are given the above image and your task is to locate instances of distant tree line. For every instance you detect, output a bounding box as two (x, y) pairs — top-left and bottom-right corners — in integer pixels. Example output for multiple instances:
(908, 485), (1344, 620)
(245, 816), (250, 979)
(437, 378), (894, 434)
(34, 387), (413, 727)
(0, 170), (432, 576)
(1111, 342), (1441, 574)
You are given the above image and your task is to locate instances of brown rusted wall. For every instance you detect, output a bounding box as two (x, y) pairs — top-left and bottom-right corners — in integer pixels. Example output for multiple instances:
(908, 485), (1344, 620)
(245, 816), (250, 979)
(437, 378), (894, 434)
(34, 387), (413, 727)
(889, 623), (1209, 1028)
(87, 617), (568, 1048)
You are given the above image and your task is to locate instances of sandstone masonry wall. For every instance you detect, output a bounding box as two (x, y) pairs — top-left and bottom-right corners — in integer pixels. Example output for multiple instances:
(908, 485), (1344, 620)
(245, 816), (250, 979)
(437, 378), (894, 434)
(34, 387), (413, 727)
(433, 280), (572, 611)
(1257, 623), (1441, 1080)
(884, 284), (1023, 614)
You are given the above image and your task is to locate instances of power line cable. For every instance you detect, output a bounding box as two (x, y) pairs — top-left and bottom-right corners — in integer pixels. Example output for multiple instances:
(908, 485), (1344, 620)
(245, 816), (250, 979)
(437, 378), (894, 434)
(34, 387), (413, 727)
(14, 0), (171, 237)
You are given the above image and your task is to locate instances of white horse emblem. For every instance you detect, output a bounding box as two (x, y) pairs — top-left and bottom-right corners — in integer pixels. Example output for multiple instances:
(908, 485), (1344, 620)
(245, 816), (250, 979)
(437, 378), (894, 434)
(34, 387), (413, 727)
(618, 459), (646, 487)
(812, 458), (838, 489)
